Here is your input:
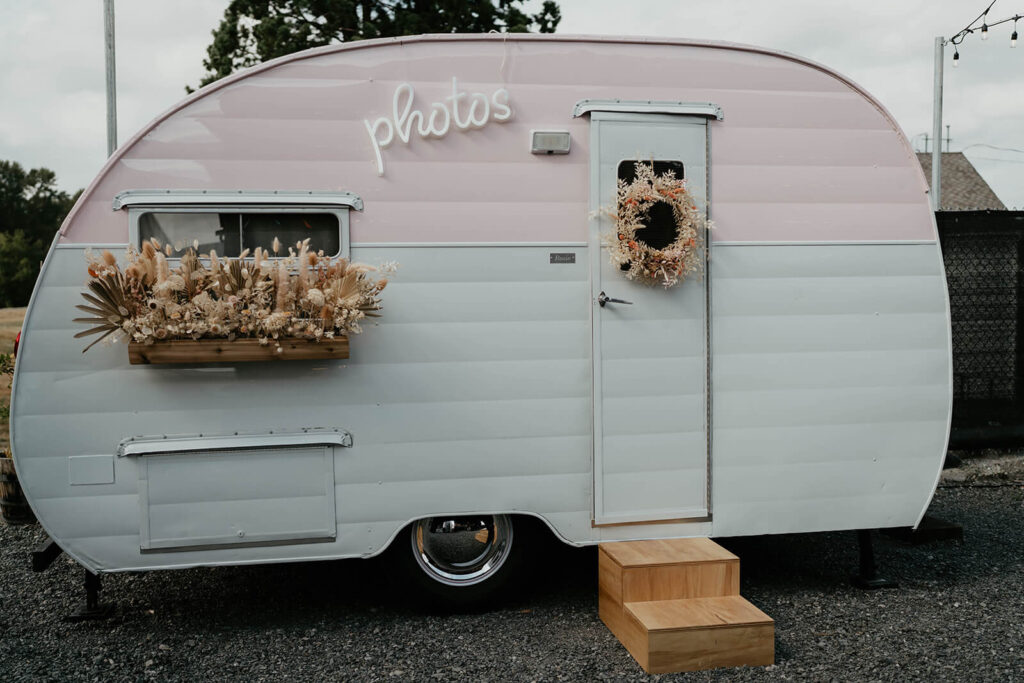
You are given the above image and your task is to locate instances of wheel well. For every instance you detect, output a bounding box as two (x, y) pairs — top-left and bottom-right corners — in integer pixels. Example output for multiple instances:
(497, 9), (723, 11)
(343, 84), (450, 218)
(377, 511), (569, 557)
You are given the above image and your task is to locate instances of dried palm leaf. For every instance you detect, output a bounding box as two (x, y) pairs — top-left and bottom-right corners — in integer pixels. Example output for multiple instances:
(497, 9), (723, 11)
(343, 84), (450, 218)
(337, 271), (359, 300)
(74, 272), (130, 352)
(227, 258), (245, 293)
(179, 250), (207, 299)
(74, 304), (109, 317)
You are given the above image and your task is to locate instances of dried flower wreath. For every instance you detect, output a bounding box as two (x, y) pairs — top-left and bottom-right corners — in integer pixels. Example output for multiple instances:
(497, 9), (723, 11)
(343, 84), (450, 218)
(601, 161), (710, 288)
(75, 238), (395, 353)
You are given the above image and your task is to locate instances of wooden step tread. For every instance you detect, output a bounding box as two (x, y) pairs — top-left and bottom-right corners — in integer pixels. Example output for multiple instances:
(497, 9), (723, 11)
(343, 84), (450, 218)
(601, 538), (737, 568)
(625, 596), (773, 632)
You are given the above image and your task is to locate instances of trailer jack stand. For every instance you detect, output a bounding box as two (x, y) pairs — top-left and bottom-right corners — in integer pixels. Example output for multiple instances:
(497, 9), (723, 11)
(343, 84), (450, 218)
(66, 570), (115, 621)
(851, 529), (898, 590)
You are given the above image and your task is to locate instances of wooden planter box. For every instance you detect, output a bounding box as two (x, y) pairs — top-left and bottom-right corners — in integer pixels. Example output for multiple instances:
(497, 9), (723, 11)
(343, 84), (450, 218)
(128, 337), (349, 365)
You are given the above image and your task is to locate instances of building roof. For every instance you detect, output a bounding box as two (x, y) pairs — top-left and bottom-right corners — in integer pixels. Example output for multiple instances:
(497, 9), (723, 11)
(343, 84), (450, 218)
(917, 152), (1006, 211)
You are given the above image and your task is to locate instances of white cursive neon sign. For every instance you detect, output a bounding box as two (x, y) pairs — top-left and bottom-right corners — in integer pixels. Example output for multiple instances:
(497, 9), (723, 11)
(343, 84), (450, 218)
(364, 77), (512, 176)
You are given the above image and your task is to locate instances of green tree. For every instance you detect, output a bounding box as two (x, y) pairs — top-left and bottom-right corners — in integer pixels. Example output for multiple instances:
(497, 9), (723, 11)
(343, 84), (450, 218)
(192, 0), (561, 89)
(0, 161), (78, 307)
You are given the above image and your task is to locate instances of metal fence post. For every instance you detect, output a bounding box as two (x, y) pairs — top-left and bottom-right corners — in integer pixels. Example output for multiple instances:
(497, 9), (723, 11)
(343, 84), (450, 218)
(932, 36), (944, 211)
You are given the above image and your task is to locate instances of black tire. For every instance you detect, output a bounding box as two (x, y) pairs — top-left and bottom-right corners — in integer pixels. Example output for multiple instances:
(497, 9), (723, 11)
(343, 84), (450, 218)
(386, 514), (530, 611)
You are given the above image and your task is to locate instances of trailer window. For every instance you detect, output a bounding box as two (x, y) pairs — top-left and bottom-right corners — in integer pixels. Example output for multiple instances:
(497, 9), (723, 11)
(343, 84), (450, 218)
(617, 160), (685, 250)
(139, 212), (241, 256)
(139, 211), (341, 257)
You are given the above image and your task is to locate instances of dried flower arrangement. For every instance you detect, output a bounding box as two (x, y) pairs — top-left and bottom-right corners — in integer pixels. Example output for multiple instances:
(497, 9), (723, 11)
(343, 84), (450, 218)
(74, 238), (395, 358)
(601, 161), (710, 288)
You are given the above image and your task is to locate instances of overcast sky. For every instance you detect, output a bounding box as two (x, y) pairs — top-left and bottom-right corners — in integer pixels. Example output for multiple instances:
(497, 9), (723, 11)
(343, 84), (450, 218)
(2, 0), (1022, 206)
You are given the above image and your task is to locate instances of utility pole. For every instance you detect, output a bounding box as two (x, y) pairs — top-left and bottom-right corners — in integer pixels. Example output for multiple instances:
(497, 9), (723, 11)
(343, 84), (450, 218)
(104, 0), (117, 157)
(932, 36), (944, 211)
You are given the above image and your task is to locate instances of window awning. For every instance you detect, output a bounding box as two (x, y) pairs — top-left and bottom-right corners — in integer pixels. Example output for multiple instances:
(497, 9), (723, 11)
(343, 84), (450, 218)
(112, 189), (363, 212)
(573, 100), (724, 120)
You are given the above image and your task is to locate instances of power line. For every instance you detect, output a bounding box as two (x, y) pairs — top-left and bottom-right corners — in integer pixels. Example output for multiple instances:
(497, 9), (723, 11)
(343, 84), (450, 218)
(962, 143), (1024, 155)
(967, 156), (1024, 164)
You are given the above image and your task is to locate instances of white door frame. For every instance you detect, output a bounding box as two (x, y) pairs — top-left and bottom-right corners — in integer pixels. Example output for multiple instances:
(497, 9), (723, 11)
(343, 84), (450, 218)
(588, 111), (713, 526)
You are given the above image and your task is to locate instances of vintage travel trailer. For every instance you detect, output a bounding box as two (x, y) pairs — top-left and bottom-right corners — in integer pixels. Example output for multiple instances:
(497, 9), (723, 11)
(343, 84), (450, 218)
(11, 35), (952, 602)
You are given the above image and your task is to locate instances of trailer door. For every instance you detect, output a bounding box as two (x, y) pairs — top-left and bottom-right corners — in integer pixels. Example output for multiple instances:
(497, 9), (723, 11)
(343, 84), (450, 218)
(588, 111), (709, 525)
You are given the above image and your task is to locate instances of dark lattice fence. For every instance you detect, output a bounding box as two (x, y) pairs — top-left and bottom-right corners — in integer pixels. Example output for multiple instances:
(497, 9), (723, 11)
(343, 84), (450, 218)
(937, 210), (1024, 446)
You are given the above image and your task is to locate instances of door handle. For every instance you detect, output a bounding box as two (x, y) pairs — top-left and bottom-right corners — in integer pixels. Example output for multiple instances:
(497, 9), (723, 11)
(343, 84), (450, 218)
(598, 291), (633, 308)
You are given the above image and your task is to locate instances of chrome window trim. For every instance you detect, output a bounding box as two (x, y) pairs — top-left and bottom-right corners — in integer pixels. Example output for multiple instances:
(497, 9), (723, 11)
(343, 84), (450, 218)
(128, 205), (351, 259)
(118, 429), (353, 457)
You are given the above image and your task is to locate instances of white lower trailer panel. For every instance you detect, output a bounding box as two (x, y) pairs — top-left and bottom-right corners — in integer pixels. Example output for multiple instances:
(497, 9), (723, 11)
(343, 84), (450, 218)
(711, 243), (950, 535)
(11, 242), (950, 572)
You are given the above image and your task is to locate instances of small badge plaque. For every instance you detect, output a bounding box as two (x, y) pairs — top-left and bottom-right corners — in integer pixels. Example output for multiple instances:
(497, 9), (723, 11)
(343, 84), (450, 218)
(549, 253), (576, 264)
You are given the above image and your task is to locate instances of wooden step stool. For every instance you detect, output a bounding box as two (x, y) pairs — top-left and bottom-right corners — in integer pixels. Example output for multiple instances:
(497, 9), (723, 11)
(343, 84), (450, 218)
(599, 538), (774, 674)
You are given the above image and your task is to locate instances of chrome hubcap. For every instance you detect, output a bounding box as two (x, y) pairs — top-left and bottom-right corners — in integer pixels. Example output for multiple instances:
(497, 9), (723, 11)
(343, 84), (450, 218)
(411, 514), (513, 587)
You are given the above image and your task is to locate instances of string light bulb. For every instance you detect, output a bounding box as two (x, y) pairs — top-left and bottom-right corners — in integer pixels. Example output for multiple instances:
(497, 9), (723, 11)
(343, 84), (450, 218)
(982, 22), (989, 39)
(1013, 17), (1019, 47)
(953, 49), (960, 66)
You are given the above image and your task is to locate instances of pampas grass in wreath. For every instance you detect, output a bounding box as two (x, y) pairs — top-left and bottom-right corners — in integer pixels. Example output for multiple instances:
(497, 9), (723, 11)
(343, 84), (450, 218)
(599, 160), (710, 288)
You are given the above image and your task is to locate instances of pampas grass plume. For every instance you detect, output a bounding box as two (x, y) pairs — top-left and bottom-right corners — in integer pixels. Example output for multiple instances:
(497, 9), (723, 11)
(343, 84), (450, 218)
(140, 242), (157, 284)
(298, 242), (310, 283)
(155, 253), (170, 284)
(275, 261), (290, 311)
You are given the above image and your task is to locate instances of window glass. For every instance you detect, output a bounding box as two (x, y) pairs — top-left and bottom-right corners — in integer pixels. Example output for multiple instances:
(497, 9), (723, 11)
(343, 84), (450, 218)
(138, 211), (341, 257)
(617, 160), (686, 250)
(242, 213), (339, 255)
(139, 212), (240, 257)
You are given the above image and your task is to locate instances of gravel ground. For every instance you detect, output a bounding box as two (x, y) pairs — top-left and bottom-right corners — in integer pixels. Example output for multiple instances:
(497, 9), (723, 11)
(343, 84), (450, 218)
(1, 485), (1022, 682)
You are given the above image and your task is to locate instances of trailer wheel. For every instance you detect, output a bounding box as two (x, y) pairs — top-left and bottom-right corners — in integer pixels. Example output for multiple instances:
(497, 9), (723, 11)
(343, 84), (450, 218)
(390, 514), (526, 609)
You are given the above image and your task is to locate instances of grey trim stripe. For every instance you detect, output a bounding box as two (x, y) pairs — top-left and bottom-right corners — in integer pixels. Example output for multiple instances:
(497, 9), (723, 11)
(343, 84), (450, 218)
(57, 241), (589, 250)
(57, 240), (934, 249)
(351, 242), (589, 248)
(713, 239), (938, 246)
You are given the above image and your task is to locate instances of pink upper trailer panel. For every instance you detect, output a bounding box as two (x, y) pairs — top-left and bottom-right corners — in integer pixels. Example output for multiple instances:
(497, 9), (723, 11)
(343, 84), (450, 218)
(60, 34), (935, 245)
